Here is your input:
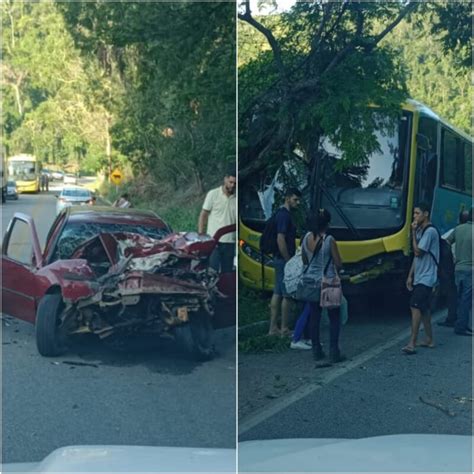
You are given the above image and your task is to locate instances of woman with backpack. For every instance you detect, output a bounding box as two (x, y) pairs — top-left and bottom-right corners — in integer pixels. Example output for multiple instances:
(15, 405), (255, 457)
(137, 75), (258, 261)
(300, 209), (346, 364)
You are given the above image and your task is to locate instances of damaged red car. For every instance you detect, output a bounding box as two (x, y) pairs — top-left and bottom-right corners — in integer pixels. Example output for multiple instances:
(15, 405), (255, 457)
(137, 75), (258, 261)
(1, 207), (235, 360)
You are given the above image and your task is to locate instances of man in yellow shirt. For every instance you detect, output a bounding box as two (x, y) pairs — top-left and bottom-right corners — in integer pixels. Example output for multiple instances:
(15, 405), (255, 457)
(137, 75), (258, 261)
(198, 165), (236, 272)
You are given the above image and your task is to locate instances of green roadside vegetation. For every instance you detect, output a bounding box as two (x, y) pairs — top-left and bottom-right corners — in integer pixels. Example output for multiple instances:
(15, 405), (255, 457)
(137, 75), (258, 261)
(2, 1), (235, 227)
(238, 287), (298, 354)
(238, 287), (269, 327)
(238, 334), (290, 354)
(99, 178), (202, 232)
(238, 2), (471, 185)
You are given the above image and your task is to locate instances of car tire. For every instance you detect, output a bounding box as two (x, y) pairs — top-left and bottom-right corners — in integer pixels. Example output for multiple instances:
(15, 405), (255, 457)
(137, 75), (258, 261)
(175, 311), (214, 361)
(35, 293), (68, 357)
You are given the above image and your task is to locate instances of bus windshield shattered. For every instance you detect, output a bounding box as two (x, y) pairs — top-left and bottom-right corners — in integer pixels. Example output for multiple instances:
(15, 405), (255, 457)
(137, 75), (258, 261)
(316, 112), (412, 240)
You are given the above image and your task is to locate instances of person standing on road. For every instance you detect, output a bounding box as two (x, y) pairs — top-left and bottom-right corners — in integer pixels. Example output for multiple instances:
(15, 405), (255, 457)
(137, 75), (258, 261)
(268, 188), (301, 336)
(301, 209), (345, 363)
(113, 193), (131, 208)
(438, 210), (469, 328)
(198, 165), (236, 273)
(445, 207), (472, 336)
(403, 203), (439, 354)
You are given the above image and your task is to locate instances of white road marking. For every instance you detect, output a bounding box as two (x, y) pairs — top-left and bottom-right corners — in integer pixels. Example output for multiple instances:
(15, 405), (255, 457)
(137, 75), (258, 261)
(238, 309), (447, 436)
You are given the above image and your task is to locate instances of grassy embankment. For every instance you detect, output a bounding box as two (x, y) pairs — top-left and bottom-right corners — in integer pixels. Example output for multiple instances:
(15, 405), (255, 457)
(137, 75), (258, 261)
(94, 176), (202, 232)
(238, 286), (291, 353)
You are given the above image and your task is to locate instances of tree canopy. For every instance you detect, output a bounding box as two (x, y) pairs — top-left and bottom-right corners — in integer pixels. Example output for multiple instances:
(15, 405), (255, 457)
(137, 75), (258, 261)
(2, 1), (236, 193)
(238, 0), (471, 185)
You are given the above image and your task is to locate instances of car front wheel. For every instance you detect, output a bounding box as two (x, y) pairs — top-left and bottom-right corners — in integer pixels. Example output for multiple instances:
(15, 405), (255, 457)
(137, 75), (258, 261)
(35, 293), (68, 357)
(175, 311), (214, 361)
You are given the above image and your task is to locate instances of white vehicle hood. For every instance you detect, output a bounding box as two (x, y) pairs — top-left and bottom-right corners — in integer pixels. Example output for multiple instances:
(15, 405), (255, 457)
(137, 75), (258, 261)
(239, 434), (473, 472)
(3, 445), (236, 473)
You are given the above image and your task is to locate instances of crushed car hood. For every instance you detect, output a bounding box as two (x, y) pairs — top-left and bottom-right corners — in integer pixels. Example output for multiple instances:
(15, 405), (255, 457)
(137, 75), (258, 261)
(72, 231), (215, 270)
(48, 231), (221, 304)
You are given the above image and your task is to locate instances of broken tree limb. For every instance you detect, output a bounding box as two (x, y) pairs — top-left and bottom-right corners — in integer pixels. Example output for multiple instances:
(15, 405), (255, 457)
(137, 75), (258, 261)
(419, 396), (456, 417)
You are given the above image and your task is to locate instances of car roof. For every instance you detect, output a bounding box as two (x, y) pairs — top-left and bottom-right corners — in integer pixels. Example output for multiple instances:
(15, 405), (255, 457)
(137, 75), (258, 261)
(65, 206), (168, 228)
(61, 187), (91, 193)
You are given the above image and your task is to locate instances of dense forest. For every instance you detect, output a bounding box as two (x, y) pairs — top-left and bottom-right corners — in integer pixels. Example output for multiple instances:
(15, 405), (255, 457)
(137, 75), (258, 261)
(2, 1), (235, 224)
(238, 1), (471, 184)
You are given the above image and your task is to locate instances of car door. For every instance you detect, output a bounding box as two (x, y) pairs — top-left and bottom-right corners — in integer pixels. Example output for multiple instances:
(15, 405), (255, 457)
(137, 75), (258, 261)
(1, 214), (43, 323)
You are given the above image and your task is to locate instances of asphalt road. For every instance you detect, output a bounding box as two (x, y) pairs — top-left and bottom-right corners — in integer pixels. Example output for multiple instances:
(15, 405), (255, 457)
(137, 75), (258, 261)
(239, 309), (472, 444)
(1, 186), (236, 464)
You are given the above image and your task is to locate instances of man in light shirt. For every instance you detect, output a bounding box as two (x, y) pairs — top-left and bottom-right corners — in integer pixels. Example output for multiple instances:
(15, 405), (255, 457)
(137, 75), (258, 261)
(445, 207), (473, 336)
(438, 210), (469, 328)
(198, 165), (236, 272)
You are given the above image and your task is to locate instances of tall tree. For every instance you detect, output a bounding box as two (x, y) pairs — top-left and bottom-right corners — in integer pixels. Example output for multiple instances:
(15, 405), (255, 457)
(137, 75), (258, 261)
(59, 1), (236, 191)
(238, 1), (418, 184)
(431, 1), (472, 69)
(1, 1), (111, 169)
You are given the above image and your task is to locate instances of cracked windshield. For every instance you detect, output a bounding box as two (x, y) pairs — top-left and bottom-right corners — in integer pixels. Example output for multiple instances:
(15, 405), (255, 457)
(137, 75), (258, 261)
(2, 1), (236, 471)
(238, 1), (472, 472)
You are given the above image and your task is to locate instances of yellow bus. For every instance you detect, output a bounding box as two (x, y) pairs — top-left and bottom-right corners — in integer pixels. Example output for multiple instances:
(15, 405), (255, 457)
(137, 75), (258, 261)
(7, 154), (41, 193)
(239, 100), (473, 295)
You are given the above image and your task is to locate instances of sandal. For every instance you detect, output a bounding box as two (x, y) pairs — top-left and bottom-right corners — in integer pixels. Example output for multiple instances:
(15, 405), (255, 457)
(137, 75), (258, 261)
(401, 346), (417, 355)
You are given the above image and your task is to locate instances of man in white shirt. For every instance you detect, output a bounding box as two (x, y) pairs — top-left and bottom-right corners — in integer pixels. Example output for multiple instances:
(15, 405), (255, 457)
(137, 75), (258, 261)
(198, 165), (236, 272)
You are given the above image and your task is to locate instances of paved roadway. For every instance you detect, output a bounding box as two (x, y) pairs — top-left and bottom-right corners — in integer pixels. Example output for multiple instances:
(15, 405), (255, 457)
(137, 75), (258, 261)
(239, 307), (472, 454)
(1, 186), (236, 464)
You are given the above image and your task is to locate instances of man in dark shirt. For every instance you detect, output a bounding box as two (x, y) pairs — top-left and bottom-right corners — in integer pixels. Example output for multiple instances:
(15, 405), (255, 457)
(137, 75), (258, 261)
(269, 188), (301, 336)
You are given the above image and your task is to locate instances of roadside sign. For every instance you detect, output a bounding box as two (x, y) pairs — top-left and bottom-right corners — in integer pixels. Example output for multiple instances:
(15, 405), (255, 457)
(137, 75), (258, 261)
(110, 169), (123, 185)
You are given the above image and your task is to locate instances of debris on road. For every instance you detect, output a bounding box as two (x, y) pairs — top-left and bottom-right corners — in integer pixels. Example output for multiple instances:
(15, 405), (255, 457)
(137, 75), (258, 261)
(454, 397), (473, 404)
(62, 360), (99, 368)
(419, 396), (456, 417)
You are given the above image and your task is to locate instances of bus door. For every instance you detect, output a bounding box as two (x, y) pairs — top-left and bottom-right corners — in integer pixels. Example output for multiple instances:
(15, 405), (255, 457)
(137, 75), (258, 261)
(415, 117), (438, 211)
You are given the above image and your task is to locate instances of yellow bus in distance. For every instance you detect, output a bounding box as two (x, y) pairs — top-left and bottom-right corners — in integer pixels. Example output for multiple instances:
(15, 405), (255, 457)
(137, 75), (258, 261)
(7, 154), (40, 193)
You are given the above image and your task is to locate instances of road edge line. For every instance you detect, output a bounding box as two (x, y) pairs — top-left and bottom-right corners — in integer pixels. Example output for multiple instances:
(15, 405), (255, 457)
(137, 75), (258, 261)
(238, 309), (447, 437)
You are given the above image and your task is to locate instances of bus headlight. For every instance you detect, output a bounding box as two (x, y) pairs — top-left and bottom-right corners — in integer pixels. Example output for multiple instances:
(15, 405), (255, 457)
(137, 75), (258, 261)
(239, 241), (273, 265)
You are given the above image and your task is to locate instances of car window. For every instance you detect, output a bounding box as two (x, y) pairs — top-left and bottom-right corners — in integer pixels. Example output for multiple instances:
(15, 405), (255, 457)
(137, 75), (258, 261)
(62, 189), (91, 198)
(51, 221), (171, 260)
(43, 213), (67, 261)
(5, 220), (34, 266)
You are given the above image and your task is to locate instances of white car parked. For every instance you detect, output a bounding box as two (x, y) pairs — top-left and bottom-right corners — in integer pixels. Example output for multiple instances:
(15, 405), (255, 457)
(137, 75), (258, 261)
(56, 187), (95, 215)
(63, 173), (78, 185)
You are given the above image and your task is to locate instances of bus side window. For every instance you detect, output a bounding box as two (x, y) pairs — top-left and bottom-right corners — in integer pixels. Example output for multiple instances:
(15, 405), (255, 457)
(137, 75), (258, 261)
(464, 142), (472, 196)
(441, 129), (458, 189)
(416, 116), (438, 208)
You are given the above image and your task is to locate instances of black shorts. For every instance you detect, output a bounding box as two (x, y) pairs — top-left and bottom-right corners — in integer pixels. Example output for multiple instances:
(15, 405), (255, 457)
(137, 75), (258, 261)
(410, 284), (434, 313)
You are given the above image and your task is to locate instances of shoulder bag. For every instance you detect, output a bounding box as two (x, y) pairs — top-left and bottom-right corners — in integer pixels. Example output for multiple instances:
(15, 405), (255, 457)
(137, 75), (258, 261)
(295, 234), (324, 302)
(320, 243), (343, 309)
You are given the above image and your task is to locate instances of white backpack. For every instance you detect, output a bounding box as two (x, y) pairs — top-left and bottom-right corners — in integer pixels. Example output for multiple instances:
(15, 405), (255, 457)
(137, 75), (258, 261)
(283, 248), (304, 296)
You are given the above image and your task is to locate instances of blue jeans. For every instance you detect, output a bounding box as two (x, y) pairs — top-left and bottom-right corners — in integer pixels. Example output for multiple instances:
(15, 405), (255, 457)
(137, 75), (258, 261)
(454, 269), (472, 332)
(293, 303), (311, 342)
